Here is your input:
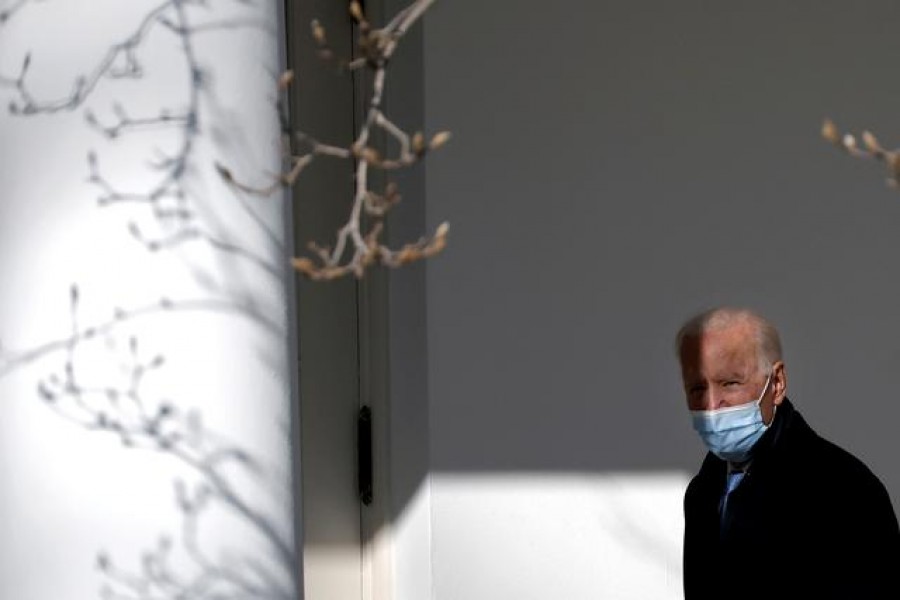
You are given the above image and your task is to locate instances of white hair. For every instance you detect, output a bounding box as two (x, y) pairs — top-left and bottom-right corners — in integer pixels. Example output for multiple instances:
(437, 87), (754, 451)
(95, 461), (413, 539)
(675, 306), (783, 372)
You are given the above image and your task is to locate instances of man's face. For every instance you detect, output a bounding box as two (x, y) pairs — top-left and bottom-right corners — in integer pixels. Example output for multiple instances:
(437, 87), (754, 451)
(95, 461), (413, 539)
(679, 322), (783, 424)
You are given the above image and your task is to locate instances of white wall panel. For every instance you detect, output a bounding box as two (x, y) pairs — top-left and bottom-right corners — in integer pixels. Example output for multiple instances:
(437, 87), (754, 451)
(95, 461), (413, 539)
(0, 1), (296, 598)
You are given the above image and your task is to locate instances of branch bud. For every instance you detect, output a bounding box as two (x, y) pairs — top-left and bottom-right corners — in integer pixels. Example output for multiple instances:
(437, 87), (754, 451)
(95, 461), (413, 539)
(396, 246), (419, 265)
(350, 1), (365, 22)
(427, 222), (450, 256)
(889, 153), (900, 177)
(291, 257), (317, 277)
(278, 70), (295, 90)
(821, 119), (840, 145)
(214, 163), (233, 182)
(842, 134), (856, 151)
(430, 131), (452, 150)
(412, 132), (425, 154)
(361, 147), (381, 164)
(385, 181), (400, 203)
(862, 130), (881, 154)
(311, 20), (327, 45)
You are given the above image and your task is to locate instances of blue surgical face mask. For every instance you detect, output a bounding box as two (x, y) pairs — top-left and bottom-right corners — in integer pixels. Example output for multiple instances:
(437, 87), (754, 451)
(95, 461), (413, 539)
(690, 374), (773, 463)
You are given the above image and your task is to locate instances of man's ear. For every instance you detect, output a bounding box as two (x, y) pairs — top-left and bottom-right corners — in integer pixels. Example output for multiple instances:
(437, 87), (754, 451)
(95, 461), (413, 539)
(772, 361), (787, 405)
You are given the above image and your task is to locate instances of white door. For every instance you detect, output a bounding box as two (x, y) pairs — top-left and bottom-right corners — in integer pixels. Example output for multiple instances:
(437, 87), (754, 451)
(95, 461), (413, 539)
(288, 2), (390, 599)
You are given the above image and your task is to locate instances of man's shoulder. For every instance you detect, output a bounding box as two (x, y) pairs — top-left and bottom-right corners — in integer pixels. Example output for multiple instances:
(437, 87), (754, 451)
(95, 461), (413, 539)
(809, 430), (886, 486)
(784, 405), (890, 492)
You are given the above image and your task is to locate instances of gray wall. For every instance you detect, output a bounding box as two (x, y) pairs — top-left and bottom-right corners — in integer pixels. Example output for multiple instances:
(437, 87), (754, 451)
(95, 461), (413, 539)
(423, 0), (900, 499)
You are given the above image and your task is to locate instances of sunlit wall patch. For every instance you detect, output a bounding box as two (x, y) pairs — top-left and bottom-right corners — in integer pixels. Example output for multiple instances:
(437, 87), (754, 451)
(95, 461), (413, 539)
(0, 2), (297, 598)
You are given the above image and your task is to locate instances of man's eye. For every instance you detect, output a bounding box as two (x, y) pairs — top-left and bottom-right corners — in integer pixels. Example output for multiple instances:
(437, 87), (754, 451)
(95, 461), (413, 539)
(724, 381), (740, 387)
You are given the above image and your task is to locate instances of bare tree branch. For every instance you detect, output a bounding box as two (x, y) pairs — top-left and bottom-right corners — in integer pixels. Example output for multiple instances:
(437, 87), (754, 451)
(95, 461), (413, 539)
(34, 290), (296, 599)
(0, 0), (42, 27)
(7, 2), (173, 114)
(0, 292), (281, 378)
(3, 0), (287, 278)
(219, 0), (451, 281)
(822, 118), (900, 188)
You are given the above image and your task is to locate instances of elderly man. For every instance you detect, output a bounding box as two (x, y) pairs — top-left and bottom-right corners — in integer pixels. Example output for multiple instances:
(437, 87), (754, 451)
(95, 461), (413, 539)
(677, 307), (900, 599)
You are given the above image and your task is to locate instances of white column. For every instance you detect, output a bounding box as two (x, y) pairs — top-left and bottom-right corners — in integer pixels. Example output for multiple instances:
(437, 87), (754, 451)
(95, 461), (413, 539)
(0, 1), (297, 598)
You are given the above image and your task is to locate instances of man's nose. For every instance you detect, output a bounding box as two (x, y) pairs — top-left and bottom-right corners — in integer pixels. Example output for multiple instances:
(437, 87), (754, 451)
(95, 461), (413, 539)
(700, 389), (725, 411)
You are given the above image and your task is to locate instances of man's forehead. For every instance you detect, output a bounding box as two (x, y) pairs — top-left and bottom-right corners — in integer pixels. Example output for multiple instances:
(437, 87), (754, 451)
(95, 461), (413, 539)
(680, 325), (758, 368)
(692, 321), (754, 346)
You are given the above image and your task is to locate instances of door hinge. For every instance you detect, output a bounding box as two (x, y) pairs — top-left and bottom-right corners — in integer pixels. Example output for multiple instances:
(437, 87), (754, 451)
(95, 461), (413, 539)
(358, 406), (373, 505)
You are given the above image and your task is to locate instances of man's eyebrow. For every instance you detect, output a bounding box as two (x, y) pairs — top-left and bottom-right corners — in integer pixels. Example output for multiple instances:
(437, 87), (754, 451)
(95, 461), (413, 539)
(716, 371), (746, 381)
